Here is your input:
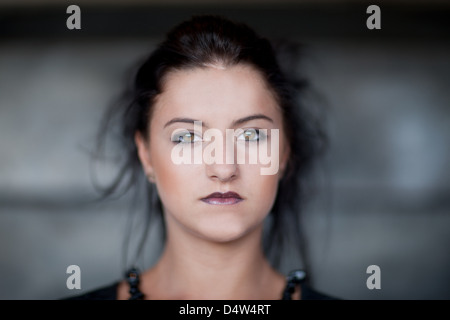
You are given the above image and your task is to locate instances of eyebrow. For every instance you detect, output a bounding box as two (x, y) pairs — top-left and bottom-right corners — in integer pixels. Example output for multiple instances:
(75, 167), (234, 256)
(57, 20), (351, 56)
(163, 114), (273, 128)
(232, 114), (273, 127)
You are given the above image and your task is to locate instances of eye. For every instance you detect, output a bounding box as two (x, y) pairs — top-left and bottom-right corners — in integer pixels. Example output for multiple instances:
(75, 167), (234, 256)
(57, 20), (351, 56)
(172, 131), (202, 144)
(237, 128), (261, 142)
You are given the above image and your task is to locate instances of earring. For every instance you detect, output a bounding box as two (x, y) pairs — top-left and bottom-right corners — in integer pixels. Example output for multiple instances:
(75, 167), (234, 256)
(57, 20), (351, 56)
(146, 172), (155, 183)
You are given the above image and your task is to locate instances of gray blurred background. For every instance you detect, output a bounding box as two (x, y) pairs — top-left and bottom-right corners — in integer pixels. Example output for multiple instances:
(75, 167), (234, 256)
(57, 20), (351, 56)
(1, 0), (449, 299)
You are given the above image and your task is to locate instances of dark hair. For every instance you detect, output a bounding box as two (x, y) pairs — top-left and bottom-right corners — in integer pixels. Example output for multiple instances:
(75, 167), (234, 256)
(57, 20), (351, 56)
(95, 15), (326, 279)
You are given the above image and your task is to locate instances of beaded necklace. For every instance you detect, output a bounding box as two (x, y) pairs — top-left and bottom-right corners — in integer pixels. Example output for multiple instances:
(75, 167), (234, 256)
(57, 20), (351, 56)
(125, 268), (306, 300)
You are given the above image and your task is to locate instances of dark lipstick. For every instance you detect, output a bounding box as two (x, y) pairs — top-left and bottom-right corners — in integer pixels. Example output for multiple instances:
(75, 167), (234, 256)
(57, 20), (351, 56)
(201, 191), (243, 205)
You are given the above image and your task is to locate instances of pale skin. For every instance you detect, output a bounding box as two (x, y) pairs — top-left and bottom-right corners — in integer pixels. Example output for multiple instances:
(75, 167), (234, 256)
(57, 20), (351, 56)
(117, 63), (300, 300)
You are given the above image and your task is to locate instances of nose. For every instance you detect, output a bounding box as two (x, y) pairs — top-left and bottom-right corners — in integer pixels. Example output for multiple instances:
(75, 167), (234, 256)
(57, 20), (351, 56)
(203, 128), (239, 182)
(205, 162), (238, 182)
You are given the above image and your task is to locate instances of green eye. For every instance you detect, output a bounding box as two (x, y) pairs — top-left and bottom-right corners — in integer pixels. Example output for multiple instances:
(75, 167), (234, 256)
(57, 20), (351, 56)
(172, 131), (201, 144)
(181, 132), (194, 143)
(237, 128), (260, 141)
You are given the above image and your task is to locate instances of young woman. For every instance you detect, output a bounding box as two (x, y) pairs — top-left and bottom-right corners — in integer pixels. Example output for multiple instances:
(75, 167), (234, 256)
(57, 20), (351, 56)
(69, 15), (332, 300)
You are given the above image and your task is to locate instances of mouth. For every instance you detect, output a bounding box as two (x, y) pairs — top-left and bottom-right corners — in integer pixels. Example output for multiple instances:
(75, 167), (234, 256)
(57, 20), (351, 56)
(200, 191), (244, 205)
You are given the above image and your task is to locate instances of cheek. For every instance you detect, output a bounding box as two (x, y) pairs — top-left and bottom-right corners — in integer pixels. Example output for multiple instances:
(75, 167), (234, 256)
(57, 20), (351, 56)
(241, 164), (280, 211)
(149, 140), (201, 207)
(149, 138), (178, 203)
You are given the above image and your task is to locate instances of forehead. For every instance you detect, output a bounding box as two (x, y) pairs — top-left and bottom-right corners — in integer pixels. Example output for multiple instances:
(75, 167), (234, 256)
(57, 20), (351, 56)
(151, 64), (282, 127)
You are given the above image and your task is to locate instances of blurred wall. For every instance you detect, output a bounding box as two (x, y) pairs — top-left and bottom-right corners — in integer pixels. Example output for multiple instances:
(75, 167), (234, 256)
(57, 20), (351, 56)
(1, 2), (449, 299)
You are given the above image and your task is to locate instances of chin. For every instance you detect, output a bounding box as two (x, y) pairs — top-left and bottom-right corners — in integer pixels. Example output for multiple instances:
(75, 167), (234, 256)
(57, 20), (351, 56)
(203, 233), (246, 244)
(195, 220), (259, 244)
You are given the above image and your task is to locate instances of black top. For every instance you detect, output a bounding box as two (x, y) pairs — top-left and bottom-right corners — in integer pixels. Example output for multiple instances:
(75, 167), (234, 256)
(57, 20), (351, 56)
(65, 269), (336, 300)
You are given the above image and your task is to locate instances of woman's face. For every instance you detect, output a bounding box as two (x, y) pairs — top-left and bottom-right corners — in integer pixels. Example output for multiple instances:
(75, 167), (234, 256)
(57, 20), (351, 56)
(136, 64), (289, 243)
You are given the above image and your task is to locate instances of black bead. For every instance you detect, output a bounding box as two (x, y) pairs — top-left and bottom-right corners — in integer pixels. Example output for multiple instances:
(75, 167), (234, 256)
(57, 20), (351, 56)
(125, 267), (144, 300)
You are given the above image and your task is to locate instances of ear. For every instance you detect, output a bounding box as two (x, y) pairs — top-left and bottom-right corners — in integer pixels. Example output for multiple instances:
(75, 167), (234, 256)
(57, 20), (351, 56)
(135, 131), (155, 183)
(279, 144), (290, 181)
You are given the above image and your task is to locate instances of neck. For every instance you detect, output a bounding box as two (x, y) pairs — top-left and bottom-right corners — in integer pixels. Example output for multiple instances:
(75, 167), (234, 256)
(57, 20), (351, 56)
(141, 219), (285, 299)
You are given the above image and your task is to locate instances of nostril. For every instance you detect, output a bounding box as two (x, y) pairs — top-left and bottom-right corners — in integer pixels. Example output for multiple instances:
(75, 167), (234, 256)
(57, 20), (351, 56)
(210, 173), (237, 183)
(206, 162), (239, 182)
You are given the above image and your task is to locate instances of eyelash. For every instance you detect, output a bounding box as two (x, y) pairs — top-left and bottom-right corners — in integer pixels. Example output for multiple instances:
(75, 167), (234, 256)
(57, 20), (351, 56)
(171, 128), (267, 144)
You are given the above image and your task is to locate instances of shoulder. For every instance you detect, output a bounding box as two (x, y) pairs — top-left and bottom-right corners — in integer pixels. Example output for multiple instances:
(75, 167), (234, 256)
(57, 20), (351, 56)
(283, 270), (339, 300)
(62, 282), (119, 300)
(300, 283), (339, 300)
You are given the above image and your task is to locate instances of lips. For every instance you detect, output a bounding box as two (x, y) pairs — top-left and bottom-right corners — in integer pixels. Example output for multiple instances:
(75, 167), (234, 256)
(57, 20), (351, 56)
(201, 191), (243, 205)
